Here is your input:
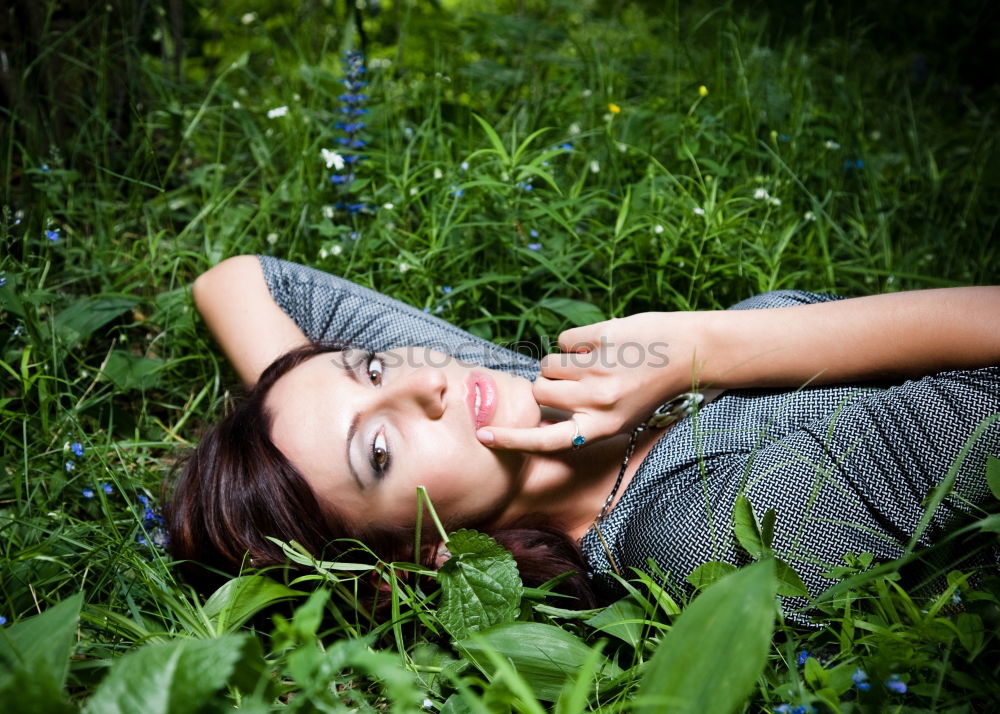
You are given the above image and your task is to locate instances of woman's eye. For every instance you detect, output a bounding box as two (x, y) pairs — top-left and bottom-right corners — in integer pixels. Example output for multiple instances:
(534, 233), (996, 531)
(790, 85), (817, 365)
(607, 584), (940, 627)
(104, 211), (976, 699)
(367, 353), (384, 385)
(371, 432), (389, 474)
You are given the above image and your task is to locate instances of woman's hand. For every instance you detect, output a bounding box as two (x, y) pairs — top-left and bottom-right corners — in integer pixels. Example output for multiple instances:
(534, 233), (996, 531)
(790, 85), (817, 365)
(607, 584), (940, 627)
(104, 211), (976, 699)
(477, 312), (710, 452)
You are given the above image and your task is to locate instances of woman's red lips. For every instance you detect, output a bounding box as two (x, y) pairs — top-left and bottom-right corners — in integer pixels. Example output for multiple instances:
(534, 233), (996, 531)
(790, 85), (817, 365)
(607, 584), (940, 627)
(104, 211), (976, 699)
(466, 373), (498, 430)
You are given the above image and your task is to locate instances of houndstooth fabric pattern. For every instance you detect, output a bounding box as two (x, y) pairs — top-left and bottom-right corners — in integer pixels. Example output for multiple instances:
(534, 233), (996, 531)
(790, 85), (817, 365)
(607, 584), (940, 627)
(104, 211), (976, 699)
(260, 257), (1000, 611)
(259, 256), (539, 380)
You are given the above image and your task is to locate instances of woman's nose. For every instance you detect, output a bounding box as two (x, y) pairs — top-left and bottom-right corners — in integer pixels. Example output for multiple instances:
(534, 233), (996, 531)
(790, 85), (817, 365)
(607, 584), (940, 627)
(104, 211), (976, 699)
(391, 367), (447, 418)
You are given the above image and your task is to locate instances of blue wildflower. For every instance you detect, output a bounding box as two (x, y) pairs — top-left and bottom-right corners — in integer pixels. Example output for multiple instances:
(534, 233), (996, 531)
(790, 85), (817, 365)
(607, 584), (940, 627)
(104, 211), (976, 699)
(422, 307), (431, 313)
(560, 142), (573, 150)
(527, 243), (542, 251)
(46, 229), (60, 242)
(71, 442), (85, 457)
(82, 487), (94, 498)
(449, 185), (463, 198)
(40, 164), (51, 172)
(852, 668), (870, 691)
(65, 461), (75, 472)
(796, 650), (809, 666)
(951, 590), (962, 604)
(842, 158), (864, 170)
(460, 161), (469, 171)
(349, 231), (361, 240)
(337, 138), (366, 148)
(779, 134), (790, 142)
(102, 482), (113, 495)
(442, 286), (452, 294)
(885, 674), (906, 694)
(0, 275), (6, 287)
(529, 229), (539, 238)
(331, 175), (351, 184)
(0, 615), (6, 625)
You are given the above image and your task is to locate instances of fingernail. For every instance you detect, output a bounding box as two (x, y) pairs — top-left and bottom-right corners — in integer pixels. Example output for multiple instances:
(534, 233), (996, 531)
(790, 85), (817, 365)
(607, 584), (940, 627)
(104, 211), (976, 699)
(476, 429), (494, 444)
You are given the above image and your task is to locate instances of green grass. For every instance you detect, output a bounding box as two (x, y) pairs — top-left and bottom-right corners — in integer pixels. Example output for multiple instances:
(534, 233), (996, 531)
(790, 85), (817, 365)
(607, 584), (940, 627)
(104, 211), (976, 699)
(1, 0), (998, 711)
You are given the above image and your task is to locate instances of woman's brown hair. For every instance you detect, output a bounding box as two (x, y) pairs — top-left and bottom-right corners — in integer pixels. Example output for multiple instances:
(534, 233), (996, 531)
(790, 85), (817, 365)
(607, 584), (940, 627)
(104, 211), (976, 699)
(165, 343), (597, 607)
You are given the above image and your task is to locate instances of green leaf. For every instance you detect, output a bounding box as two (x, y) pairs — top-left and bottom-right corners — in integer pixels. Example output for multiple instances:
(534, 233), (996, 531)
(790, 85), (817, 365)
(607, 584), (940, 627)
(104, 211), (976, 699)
(0, 593), (82, 714)
(54, 295), (136, 345)
(636, 561), (777, 714)
(585, 596), (649, 647)
(803, 656), (827, 688)
(733, 495), (765, 558)
(761, 508), (776, 549)
(537, 297), (605, 327)
(458, 622), (622, 702)
(83, 635), (250, 714)
(774, 558), (809, 597)
(471, 114), (510, 165)
(101, 350), (163, 391)
(986, 455), (1000, 501)
(437, 530), (522, 639)
(201, 575), (305, 632)
(685, 561), (737, 590)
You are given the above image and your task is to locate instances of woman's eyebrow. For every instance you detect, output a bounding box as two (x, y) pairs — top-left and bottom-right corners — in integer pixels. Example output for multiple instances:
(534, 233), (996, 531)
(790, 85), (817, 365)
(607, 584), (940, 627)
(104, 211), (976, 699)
(334, 354), (365, 489)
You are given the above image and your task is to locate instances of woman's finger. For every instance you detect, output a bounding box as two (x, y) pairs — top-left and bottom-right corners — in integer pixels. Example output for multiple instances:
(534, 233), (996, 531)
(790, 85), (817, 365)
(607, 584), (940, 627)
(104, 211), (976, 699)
(538, 352), (601, 380)
(476, 418), (593, 453)
(557, 322), (604, 353)
(530, 375), (585, 411)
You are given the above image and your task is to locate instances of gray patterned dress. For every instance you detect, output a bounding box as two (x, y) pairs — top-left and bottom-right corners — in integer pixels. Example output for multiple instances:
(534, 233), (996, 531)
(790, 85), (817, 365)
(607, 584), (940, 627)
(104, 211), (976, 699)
(259, 256), (1000, 609)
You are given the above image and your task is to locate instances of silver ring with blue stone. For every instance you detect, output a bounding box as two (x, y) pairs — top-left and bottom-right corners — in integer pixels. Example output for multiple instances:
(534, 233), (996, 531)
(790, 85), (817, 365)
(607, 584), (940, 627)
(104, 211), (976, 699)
(571, 417), (586, 449)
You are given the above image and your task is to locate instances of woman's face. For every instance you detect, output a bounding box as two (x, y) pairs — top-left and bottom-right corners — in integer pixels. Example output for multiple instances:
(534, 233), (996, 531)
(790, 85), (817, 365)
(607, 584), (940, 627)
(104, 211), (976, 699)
(265, 347), (541, 530)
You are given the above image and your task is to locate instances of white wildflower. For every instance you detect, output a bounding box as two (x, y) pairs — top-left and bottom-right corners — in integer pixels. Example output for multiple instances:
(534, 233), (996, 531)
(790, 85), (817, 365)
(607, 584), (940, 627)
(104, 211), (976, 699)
(398, 262), (410, 273)
(241, 12), (257, 24)
(603, 112), (613, 122)
(654, 224), (664, 234)
(617, 142), (627, 153)
(266, 105), (288, 119)
(870, 130), (882, 141)
(803, 211), (816, 222)
(589, 160), (600, 174)
(824, 140), (840, 150)
(569, 122), (581, 135)
(693, 207), (705, 216)
(231, 100), (241, 109)
(753, 188), (770, 200)
(383, 202), (394, 210)
(319, 247), (329, 259)
(370, 57), (392, 69)
(266, 232), (278, 245)
(769, 196), (782, 206)
(581, 89), (592, 98)
(433, 167), (443, 180)
(292, 93), (301, 102)
(321, 148), (345, 170)
(331, 244), (342, 256)
(322, 205), (335, 219)
(460, 161), (469, 171)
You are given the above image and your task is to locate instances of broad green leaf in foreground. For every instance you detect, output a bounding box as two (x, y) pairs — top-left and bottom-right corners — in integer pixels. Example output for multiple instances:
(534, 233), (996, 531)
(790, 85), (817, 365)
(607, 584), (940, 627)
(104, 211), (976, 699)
(636, 560), (777, 714)
(202, 575), (305, 633)
(0, 593), (82, 714)
(459, 622), (623, 702)
(83, 635), (252, 714)
(437, 529), (522, 639)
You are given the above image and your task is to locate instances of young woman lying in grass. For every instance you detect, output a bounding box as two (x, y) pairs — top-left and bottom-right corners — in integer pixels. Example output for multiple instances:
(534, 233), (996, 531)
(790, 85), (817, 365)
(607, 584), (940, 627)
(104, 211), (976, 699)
(168, 255), (1000, 609)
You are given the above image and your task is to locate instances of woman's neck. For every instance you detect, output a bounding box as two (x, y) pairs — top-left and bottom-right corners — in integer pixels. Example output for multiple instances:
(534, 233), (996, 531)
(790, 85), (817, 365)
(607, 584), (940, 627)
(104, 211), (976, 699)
(497, 426), (662, 540)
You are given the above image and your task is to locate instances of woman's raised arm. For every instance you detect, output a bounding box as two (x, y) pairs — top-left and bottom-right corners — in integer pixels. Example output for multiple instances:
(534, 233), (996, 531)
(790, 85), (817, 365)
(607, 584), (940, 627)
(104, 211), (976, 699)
(193, 255), (310, 387)
(478, 286), (1000, 452)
